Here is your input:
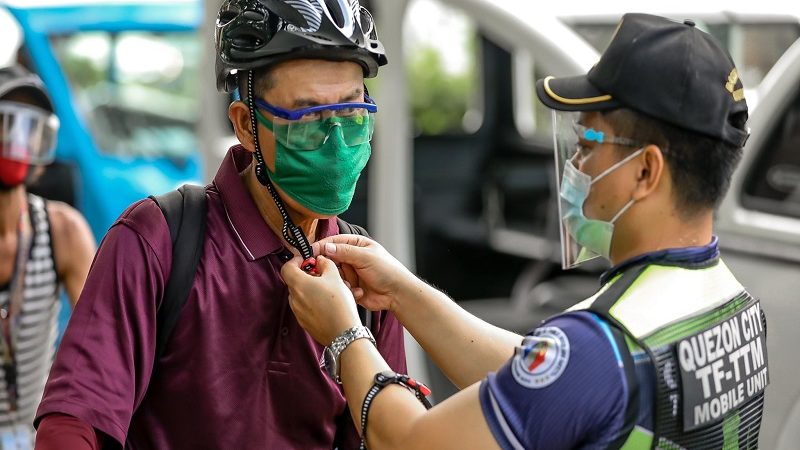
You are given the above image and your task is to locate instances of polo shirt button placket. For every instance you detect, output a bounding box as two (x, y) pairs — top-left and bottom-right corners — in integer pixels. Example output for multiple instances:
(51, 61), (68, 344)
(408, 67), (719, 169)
(278, 250), (292, 263)
(280, 327), (289, 337)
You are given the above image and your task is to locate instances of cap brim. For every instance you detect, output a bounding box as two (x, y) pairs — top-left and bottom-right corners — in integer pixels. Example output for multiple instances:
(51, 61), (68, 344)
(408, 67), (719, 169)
(536, 75), (619, 111)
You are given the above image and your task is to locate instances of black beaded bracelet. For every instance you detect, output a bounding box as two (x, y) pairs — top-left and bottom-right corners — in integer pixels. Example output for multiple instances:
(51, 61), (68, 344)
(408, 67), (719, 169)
(359, 370), (432, 450)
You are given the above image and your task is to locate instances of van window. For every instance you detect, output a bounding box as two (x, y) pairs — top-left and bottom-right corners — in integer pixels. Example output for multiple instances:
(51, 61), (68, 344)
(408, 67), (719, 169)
(50, 31), (200, 159)
(516, 54), (554, 143)
(404, 0), (482, 135)
(706, 22), (800, 88)
(742, 83), (800, 218)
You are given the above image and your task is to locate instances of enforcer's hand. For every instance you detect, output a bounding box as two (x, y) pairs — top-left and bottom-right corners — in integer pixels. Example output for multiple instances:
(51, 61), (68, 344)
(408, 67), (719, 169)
(282, 255), (361, 346)
(313, 234), (416, 313)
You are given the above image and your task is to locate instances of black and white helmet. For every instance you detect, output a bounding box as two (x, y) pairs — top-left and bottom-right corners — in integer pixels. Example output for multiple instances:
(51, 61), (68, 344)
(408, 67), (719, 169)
(215, 0), (386, 92)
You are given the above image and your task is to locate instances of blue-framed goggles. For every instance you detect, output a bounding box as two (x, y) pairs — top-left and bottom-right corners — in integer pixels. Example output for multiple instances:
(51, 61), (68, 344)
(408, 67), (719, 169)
(253, 96), (377, 151)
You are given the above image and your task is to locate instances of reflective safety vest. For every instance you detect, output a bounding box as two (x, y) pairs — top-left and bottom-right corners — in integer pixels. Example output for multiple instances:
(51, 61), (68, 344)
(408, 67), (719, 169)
(569, 258), (768, 449)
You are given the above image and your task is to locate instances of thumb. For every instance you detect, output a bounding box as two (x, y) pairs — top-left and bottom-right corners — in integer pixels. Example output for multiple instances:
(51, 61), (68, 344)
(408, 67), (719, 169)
(321, 242), (371, 268)
(280, 255), (305, 284)
(315, 255), (342, 281)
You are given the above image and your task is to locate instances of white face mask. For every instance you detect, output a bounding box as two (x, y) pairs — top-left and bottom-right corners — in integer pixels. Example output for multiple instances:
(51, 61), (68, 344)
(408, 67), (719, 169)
(559, 147), (644, 266)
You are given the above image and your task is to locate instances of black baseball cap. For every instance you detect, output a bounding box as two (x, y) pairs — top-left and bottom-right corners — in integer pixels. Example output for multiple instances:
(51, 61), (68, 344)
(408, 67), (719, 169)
(0, 65), (54, 112)
(536, 13), (749, 147)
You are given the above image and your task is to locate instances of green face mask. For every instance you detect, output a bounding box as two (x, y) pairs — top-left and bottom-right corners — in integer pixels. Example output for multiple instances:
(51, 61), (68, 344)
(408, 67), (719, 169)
(256, 109), (372, 216)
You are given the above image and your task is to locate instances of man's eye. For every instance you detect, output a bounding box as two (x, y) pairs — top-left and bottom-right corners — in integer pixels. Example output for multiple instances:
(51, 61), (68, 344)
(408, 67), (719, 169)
(300, 111), (322, 121)
(337, 107), (357, 117)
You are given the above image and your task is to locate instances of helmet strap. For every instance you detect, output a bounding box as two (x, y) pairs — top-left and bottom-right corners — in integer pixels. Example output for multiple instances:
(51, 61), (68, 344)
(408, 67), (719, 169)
(247, 70), (315, 264)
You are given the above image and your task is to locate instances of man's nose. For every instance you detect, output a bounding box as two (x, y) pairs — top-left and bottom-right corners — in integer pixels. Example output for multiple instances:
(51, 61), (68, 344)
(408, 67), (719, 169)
(321, 122), (343, 145)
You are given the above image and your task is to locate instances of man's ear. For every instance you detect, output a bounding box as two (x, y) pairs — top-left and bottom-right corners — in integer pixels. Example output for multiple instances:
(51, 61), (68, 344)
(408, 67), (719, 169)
(632, 144), (665, 201)
(228, 101), (255, 152)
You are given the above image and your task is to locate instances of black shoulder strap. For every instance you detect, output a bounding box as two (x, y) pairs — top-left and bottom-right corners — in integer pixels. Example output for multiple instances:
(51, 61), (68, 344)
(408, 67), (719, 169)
(149, 184), (208, 363)
(583, 264), (655, 450)
(335, 218), (372, 330)
(336, 217), (370, 238)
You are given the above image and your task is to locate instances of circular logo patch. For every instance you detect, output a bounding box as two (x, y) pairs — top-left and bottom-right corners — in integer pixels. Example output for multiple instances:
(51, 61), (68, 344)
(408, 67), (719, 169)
(511, 326), (570, 389)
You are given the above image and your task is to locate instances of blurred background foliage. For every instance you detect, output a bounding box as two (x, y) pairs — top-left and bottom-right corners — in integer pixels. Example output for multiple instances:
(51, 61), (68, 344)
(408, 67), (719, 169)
(407, 45), (476, 135)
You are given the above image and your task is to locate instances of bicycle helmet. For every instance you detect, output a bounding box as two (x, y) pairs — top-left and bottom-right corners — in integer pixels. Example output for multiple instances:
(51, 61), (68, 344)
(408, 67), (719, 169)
(215, 0), (386, 92)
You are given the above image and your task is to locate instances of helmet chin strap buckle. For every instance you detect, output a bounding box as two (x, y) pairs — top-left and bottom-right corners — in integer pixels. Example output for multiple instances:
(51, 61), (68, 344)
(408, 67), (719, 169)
(301, 257), (318, 274)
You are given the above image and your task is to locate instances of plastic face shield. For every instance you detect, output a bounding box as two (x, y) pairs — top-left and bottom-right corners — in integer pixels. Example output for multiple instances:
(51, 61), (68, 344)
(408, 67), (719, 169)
(552, 109), (602, 269)
(0, 101), (59, 165)
(254, 97), (377, 151)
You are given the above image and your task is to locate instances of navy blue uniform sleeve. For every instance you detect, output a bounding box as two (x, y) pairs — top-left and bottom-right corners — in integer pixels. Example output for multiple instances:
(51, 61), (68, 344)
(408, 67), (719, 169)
(479, 312), (630, 450)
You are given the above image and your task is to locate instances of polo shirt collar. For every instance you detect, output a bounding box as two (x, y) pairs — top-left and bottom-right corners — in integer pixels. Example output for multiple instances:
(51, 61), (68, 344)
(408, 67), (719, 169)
(213, 145), (339, 260)
(600, 236), (720, 285)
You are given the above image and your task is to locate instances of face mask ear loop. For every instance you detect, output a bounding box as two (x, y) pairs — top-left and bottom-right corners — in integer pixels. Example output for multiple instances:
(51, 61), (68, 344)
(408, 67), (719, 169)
(610, 198), (636, 225)
(590, 147), (645, 186)
(594, 148), (644, 226)
(247, 70), (317, 273)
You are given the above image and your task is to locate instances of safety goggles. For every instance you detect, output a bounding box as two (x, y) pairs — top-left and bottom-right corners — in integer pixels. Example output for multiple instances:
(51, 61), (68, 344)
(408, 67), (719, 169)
(0, 101), (59, 164)
(253, 97), (377, 151)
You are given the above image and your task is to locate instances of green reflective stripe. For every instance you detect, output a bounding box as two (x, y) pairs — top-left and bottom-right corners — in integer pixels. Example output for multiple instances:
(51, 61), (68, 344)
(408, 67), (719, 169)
(619, 425), (653, 450)
(722, 413), (741, 449)
(624, 334), (641, 353)
(643, 294), (750, 347)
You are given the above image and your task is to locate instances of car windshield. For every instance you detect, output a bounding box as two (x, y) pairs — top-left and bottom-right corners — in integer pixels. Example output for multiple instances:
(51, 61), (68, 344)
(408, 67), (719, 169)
(50, 30), (200, 159)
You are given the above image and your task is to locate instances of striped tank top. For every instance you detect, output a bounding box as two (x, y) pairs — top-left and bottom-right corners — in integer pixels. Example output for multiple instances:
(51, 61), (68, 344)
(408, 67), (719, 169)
(0, 194), (60, 428)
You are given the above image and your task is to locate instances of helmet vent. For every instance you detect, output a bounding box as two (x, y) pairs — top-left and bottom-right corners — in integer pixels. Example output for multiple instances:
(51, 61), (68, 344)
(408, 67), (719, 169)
(323, 0), (346, 28)
(242, 10), (265, 21)
(218, 10), (238, 26)
(358, 7), (375, 38)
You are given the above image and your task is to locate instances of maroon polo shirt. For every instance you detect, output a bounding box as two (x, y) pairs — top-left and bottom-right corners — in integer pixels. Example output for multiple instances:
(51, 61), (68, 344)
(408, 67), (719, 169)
(35, 146), (407, 449)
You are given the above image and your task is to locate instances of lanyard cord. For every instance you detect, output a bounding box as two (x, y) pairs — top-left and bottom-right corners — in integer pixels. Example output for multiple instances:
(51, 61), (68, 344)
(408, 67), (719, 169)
(2, 206), (31, 413)
(246, 71), (316, 273)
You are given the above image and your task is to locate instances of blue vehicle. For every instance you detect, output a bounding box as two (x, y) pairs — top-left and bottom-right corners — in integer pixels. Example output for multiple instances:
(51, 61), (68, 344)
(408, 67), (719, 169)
(5, 0), (204, 239)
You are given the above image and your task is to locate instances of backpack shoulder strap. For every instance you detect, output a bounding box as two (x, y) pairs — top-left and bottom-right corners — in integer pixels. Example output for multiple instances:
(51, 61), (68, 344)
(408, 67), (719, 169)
(335, 218), (372, 330)
(149, 184), (208, 363)
(336, 217), (371, 238)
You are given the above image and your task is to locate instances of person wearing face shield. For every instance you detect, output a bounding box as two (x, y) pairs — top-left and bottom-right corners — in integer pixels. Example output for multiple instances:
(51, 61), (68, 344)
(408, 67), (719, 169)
(279, 13), (767, 449)
(33, 1), (406, 449)
(0, 65), (95, 448)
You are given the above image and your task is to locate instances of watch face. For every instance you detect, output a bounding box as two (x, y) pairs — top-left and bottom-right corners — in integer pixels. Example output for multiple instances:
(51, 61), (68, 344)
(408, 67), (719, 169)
(323, 346), (337, 380)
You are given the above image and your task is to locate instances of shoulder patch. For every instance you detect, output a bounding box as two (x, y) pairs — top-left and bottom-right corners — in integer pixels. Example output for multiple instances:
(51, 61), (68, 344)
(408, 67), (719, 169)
(511, 326), (570, 389)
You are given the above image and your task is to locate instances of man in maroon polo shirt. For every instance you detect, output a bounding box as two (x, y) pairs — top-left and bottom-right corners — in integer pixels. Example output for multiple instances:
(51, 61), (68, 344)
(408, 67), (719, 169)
(33, 1), (406, 449)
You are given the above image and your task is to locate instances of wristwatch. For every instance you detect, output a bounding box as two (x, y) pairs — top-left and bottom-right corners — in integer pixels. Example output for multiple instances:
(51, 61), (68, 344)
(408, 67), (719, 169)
(323, 326), (376, 384)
